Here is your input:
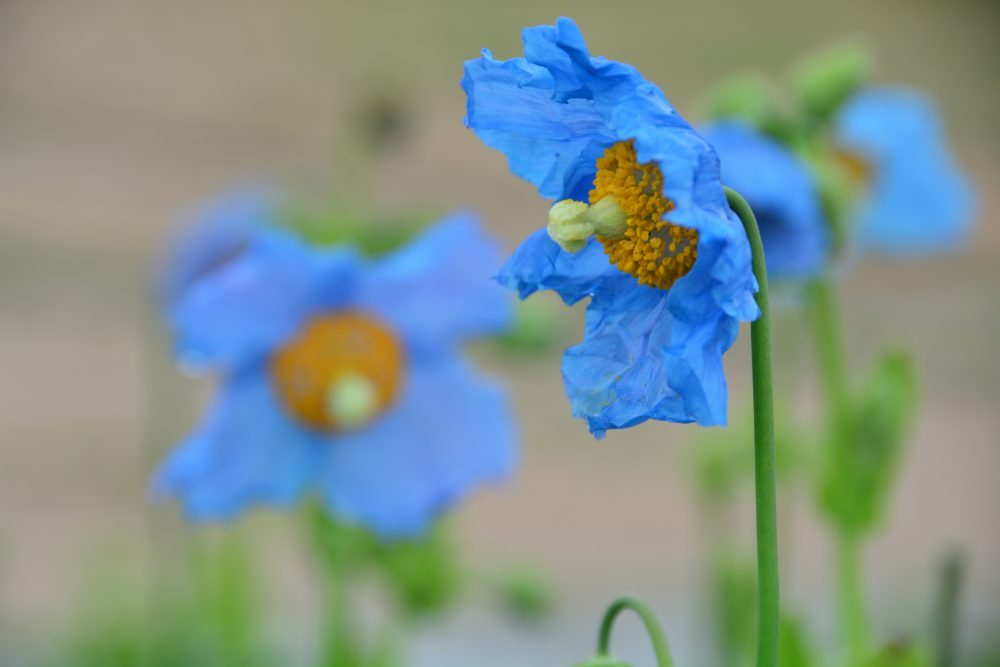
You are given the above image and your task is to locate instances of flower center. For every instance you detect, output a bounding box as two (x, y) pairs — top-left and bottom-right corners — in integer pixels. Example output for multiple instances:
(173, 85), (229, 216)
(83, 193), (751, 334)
(269, 312), (404, 431)
(590, 141), (698, 290)
(545, 141), (699, 291)
(832, 148), (872, 188)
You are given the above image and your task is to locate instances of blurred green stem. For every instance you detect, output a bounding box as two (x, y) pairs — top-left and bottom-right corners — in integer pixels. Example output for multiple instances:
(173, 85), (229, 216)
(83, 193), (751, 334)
(726, 188), (780, 667)
(307, 510), (362, 667)
(596, 596), (674, 667)
(808, 277), (870, 664)
(934, 552), (964, 667)
(835, 532), (868, 666)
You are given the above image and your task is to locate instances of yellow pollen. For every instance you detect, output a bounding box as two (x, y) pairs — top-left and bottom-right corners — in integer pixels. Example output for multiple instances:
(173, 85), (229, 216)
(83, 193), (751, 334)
(269, 312), (404, 431)
(590, 140), (699, 290)
(832, 148), (871, 187)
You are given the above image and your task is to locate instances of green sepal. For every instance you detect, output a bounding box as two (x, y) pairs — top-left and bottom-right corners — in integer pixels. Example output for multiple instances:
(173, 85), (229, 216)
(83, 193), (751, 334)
(819, 349), (918, 536)
(699, 74), (780, 129)
(791, 43), (871, 122)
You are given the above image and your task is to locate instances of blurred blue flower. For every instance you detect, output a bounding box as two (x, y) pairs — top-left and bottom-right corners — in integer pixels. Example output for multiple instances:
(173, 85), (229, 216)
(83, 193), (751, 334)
(462, 17), (758, 436)
(158, 190), (273, 308)
(701, 121), (827, 279)
(835, 87), (975, 253)
(152, 213), (516, 538)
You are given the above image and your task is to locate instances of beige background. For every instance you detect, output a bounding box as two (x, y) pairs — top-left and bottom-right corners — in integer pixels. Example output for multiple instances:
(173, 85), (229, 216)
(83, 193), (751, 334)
(1, 1), (997, 665)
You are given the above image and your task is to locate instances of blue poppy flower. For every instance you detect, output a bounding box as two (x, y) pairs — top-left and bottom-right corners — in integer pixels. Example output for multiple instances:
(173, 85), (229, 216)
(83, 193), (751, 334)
(158, 190), (274, 308)
(834, 87), (975, 253)
(701, 121), (827, 279)
(152, 212), (517, 538)
(462, 17), (758, 436)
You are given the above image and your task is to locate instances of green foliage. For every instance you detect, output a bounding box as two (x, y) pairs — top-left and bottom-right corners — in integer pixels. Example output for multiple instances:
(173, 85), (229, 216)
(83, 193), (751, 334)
(372, 525), (462, 617)
(778, 616), (818, 667)
(281, 203), (430, 256)
(791, 44), (871, 122)
(496, 296), (564, 356)
(491, 564), (554, 622)
(574, 657), (634, 667)
(819, 350), (918, 537)
(710, 555), (757, 667)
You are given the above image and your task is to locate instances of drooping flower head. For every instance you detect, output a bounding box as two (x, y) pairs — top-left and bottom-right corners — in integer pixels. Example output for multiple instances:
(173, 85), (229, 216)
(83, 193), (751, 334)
(701, 121), (827, 279)
(152, 211), (516, 538)
(834, 87), (975, 254)
(462, 17), (759, 436)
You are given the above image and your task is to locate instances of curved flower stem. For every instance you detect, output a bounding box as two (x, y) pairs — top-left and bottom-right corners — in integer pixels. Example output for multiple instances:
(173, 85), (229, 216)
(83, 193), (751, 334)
(596, 596), (674, 667)
(725, 187), (780, 667)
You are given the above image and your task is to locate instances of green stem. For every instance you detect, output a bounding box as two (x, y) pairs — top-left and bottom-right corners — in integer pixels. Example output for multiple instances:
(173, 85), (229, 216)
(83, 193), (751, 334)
(934, 552), (964, 667)
(835, 532), (869, 665)
(596, 596), (674, 667)
(807, 277), (871, 664)
(306, 509), (361, 667)
(726, 188), (780, 667)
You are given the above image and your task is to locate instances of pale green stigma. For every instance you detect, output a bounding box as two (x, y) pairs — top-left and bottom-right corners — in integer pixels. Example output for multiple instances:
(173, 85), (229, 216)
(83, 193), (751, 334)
(547, 196), (627, 253)
(326, 373), (380, 430)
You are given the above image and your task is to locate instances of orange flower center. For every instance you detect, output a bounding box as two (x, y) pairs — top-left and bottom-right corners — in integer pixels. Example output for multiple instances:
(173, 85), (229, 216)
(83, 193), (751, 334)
(269, 312), (404, 431)
(590, 140), (699, 290)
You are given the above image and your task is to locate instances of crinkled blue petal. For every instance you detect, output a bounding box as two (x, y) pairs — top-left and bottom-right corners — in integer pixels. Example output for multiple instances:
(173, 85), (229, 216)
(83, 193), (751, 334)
(496, 229), (631, 305)
(835, 88), (975, 253)
(357, 213), (512, 351)
(464, 16), (758, 328)
(166, 228), (359, 371)
(159, 190), (273, 306)
(702, 121), (827, 279)
(562, 284), (739, 437)
(150, 364), (323, 520)
(318, 354), (515, 538)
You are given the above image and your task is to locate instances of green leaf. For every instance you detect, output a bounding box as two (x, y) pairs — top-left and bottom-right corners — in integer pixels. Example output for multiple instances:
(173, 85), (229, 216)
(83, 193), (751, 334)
(778, 615), (818, 667)
(819, 350), (918, 536)
(281, 203), (429, 256)
(791, 43), (871, 121)
(372, 524), (462, 617)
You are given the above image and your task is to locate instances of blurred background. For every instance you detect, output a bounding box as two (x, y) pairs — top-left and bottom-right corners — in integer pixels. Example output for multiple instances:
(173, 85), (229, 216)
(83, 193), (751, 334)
(0, 0), (997, 665)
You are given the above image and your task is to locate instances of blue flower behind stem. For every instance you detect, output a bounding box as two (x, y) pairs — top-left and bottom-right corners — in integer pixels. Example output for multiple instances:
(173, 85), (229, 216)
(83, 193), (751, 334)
(835, 87), (975, 254)
(463, 17), (759, 436)
(701, 121), (828, 280)
(153, 208), (517, 539)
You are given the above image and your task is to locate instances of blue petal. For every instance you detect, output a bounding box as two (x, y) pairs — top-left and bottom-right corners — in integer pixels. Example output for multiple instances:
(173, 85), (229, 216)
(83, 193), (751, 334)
(702, 121), (828, 279)
(836, 88), (975, 253)
(496, 228), (630, 305)
(158, 190), (273, 306)
(150, 365), (323, 520)
(357, 213), (512, 351)
(562, 284), (739, 437)
(166, 228), (359, 371)
(318, 354), (516, 538)
(464, 16), (758, 324)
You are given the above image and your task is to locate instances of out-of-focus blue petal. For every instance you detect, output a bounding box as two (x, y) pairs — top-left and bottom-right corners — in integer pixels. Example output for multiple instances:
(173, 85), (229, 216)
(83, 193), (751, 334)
(702, 121), (828, 278)
(150, 365), (322, 520)
(166, 229), (359, 371)
(319, 354), (515, 538)
(836, 88), (975, 253)
(496, 229), (631, 305)
(357, 213), (512, 351)
(158, 190), (273, 306)
(562, 284), (739, 437)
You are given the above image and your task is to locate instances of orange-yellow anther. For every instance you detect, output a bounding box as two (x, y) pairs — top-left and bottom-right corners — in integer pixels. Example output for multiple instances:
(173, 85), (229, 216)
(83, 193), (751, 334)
(590, 140), (699, 290)
(269, 312), (404, 431)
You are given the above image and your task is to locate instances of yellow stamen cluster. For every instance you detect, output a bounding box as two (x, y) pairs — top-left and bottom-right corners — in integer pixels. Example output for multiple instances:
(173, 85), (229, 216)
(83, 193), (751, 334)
(269, 312), (404, 431)
(832, 148), (872, 188)
(590, 140), (699, 290)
